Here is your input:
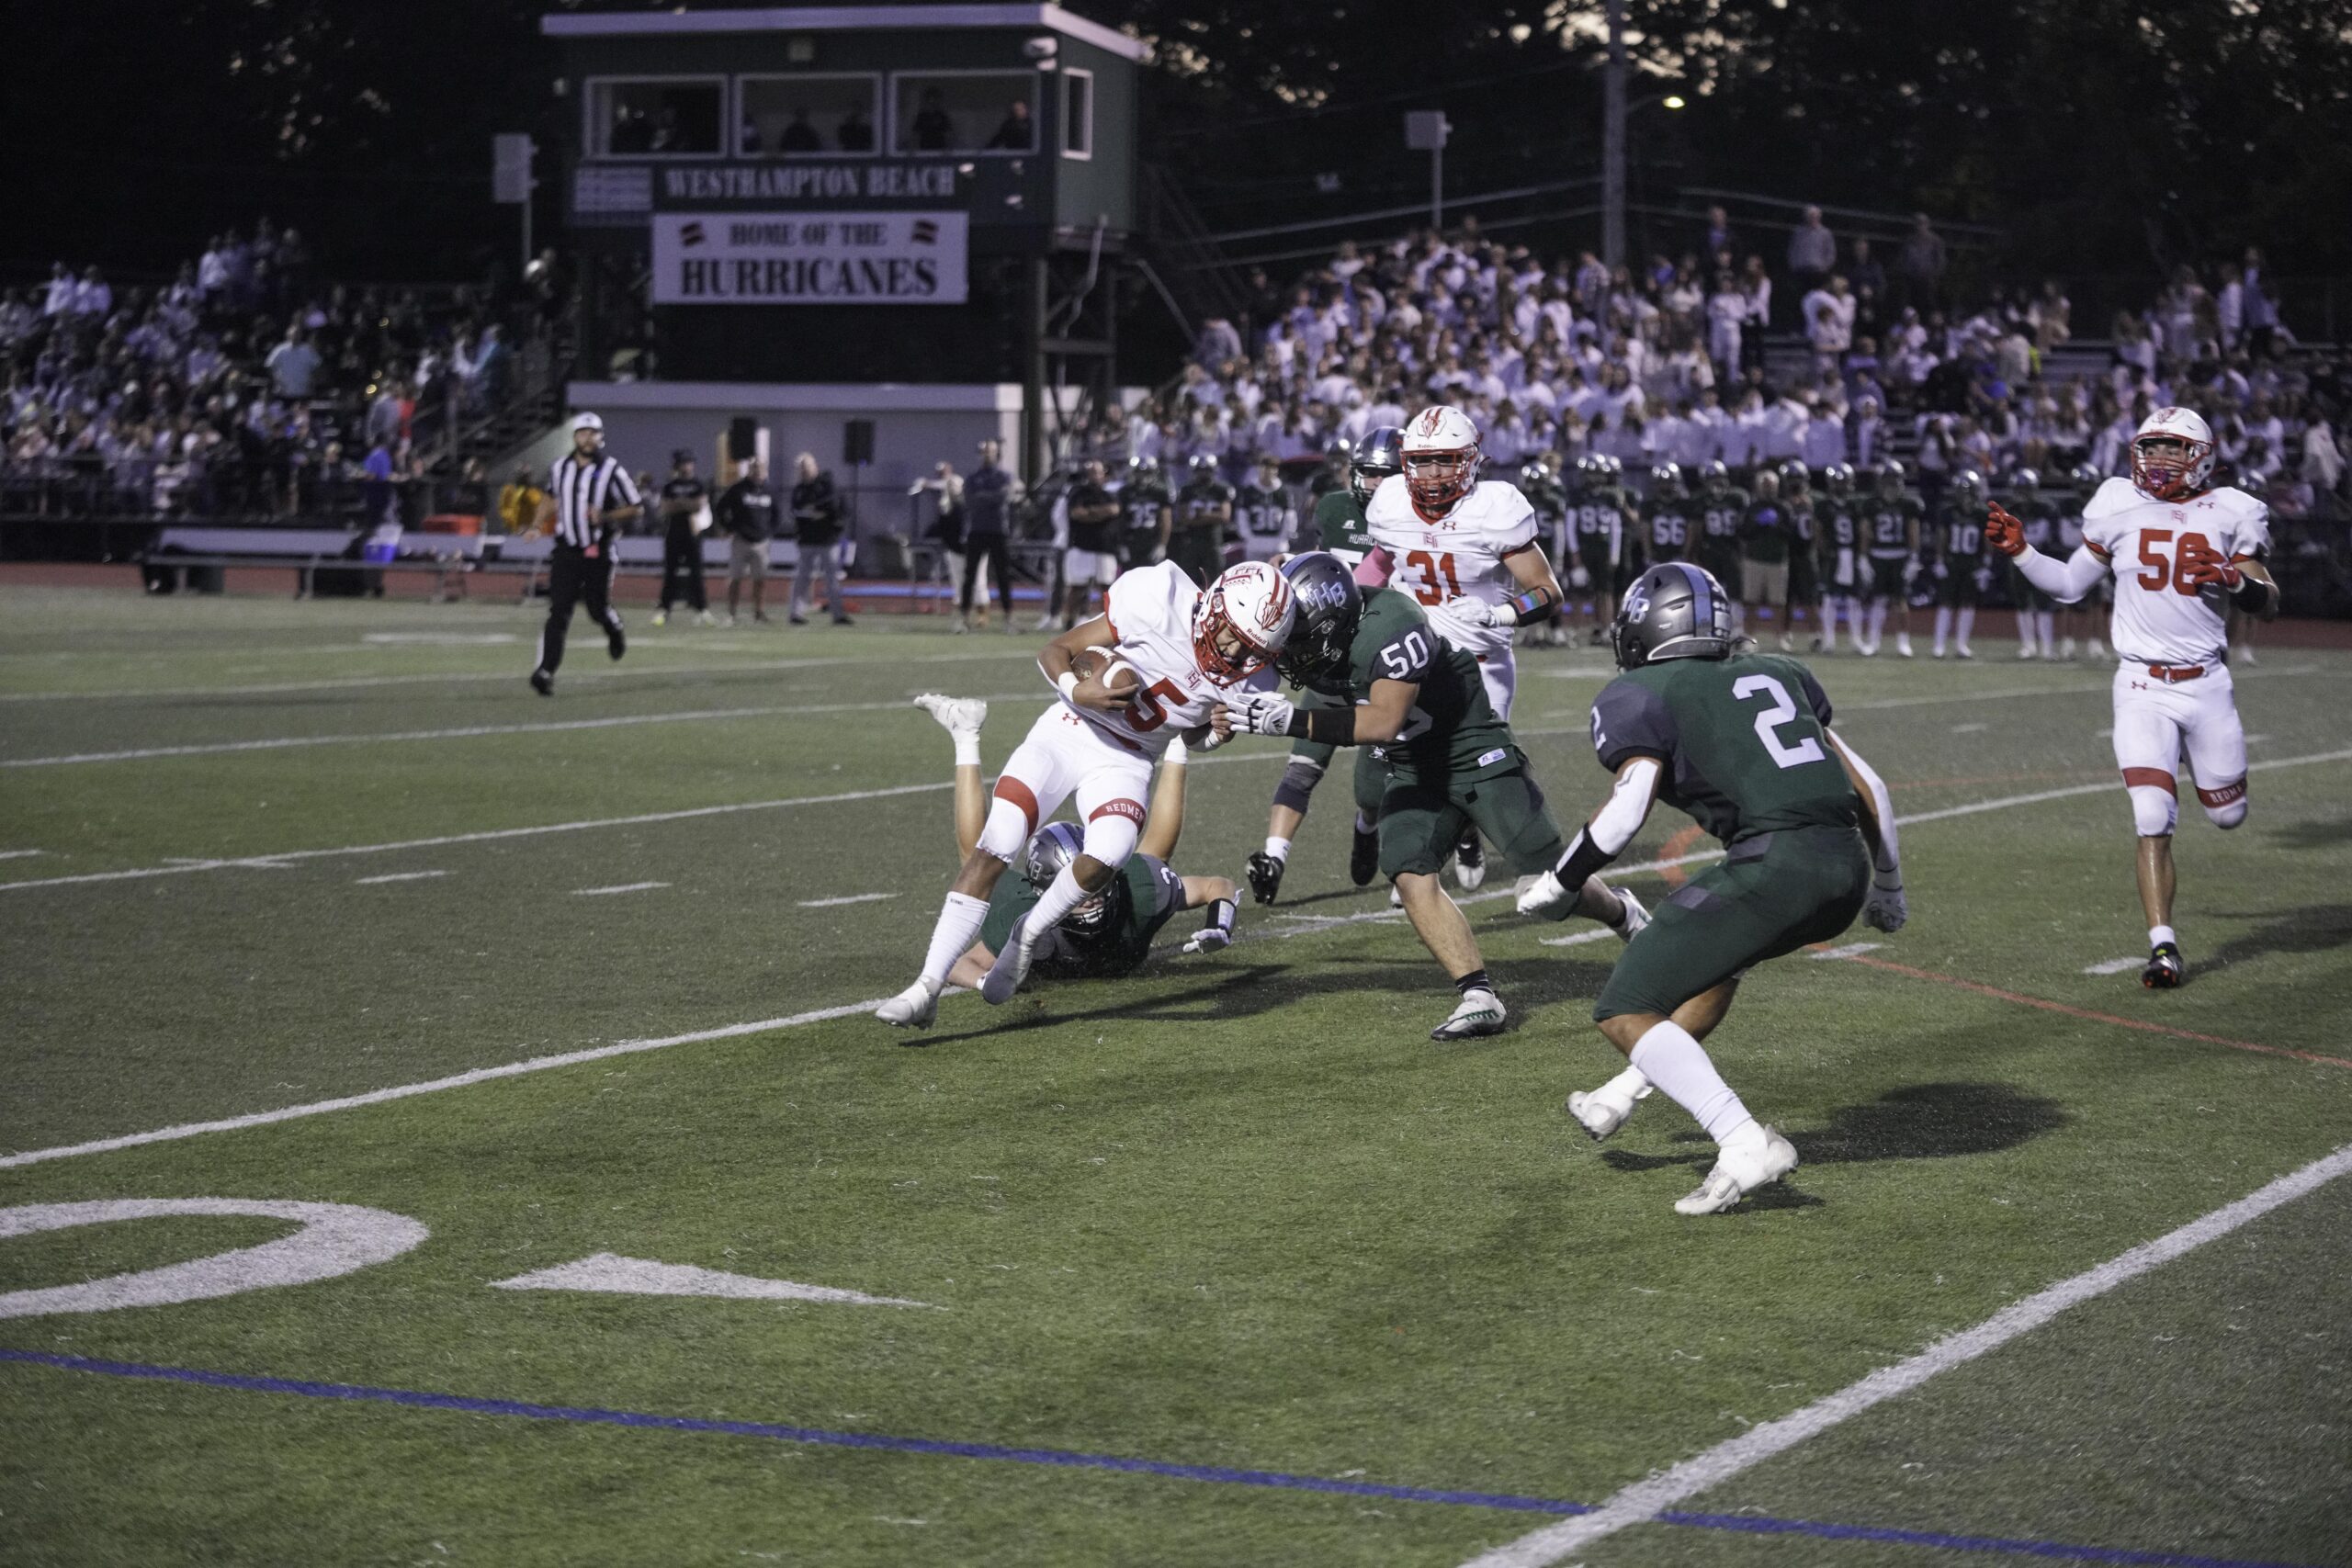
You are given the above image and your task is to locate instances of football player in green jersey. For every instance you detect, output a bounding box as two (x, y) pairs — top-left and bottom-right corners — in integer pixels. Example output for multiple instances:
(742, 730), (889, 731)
(907, 694), (1240, 993)
(1519, 561), (1909, 1213)
(1692, 461), (1752, 608)
(1858, 460), (1924, 658)
(1247, 426), (1402, 905)
(1566, 454), (1637, 646)
(1229, 552), (1643, 1040)
(1171, 453), (1236, 587)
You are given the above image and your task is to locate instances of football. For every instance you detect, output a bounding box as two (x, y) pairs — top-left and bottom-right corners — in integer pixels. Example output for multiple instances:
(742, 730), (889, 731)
(1070, 646), (1142, 701)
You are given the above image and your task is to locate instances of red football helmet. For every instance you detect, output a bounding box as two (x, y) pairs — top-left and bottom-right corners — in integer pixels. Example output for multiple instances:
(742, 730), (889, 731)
(1192, 559), (1295, 682)
(1400, 404), (1481, 519)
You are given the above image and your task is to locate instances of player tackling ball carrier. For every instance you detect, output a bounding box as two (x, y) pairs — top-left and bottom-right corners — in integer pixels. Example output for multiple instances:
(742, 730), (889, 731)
(1985, 406), (2279, 989)
(1518, 561), (1909, 1213)
(876, 558), (1295, 1028)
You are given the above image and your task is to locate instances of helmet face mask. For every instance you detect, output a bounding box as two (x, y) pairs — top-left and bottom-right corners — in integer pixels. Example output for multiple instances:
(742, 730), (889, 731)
(1611, 562), (1736, 671)
(1272, 550), (1363, 689)
(1400, 405), (1481, 517)
(2130, 407), (2216, 501)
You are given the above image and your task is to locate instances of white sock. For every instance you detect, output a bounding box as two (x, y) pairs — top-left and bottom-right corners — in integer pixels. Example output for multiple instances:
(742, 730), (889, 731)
(1957, 606), (1976, 645)
(1628, 1021), (1757, 1145)
(2037, 610), (2057, 654)
(951, 733), (981, 768)
(2150, 923), (2177, 950)
(1264, 835), (1292, 863)
(1600, 1063), (1653, 1103)
(1933, 606), (1952, 651)
(920, 890), (991, 987)
(1024, 865), (1094, 942)
(1165, 733), (1189, 764)
(1866, 602), (1888, 647)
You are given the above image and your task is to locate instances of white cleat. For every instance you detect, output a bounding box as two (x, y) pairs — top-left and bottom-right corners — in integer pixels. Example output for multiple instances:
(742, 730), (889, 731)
(1895, 633), (1915, 659)
(875, 978), (940, 1029)
(1612, 886), (1650, 941)
(1430, 987), (1507, 1042)
(2059, 637), (2077, 660)
(1674, 1123), (1799, 1215)
(1515, 869), (1571, 919)
(2087, 639), (2106, 660)
(914, 692), (989, 738)
(978, 912), (1035, 1004)
(1568, 1079), (1653, 1142)
(2017, 642), (2036, 660)
(1389, 883), (1404, 908)
(1956, 644), (1974, 660)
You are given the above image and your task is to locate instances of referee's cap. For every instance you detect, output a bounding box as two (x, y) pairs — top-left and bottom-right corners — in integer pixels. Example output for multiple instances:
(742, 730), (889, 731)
(570, 411), (604, 434)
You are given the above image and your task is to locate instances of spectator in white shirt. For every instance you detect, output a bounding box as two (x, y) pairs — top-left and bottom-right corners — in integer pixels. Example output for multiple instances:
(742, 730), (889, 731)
(1786, 205), (1837, 298)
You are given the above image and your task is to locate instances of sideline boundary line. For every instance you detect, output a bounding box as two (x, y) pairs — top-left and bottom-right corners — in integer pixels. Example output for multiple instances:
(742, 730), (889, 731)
(1455, 1140), (2352, 1567)
(0, 1348), (2322, 1568)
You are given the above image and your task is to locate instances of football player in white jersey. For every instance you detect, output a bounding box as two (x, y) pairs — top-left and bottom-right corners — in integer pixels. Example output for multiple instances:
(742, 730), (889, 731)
(876, 558), (1295, 1027)
(1359, 404), (1565, 888)
(1986, 407), (2279, 988)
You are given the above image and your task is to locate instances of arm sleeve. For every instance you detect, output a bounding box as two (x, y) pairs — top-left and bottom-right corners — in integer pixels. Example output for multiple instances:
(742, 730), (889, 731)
(1589, 678), (1677, 773)
(1586, 757), (1662, 855)
(1355, 546), (1396, 588)
(2013, 543), (2108, 604)
(1830, 728), (1899, 878)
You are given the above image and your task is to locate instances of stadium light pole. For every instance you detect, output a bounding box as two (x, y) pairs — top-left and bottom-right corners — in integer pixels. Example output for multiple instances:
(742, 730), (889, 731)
(1602, 0), (1626, 266)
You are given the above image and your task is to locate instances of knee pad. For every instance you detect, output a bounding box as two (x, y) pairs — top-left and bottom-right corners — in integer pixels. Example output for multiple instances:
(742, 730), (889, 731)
(976, 796), (1032, 862)
(1080, 804), (1141, 867)
(2128, 784), (2177, 839)
(2198, 780), (2248, 830)
(1272, 756), (1327, 815)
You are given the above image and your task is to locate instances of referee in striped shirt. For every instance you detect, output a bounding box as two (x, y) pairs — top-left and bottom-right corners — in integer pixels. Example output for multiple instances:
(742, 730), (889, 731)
(529, 412), (639, 695)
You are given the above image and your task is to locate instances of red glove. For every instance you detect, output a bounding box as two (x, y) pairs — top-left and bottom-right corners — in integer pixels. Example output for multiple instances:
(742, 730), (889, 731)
(1984, 503), (2027, 558)
(2175, 536), (2243, 591)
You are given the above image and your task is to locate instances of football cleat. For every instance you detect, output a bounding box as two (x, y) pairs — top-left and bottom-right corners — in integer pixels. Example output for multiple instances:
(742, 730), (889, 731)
(1956, 643), (1974, 660)
(1895, 632), (1914, 659)
(1351, 824), (1380, 887)
(1674, 1123), (1799, 1215)
(1245, 851), (1285, 906)
(606, 620), (627, 661)
(1431, 987), (1508, 1042)
(874, 978), (939, 1029)
(650, 609), (668, 626)
(979, 913), (1036, 1004)
(528, 668), (554, 697)
(2143, 942), (2186, 989)
(1453, 828), (1487, 890)
(1514, 869), (1572, 919)
(1389, 883), (1404, 908)
(913, 692), (989, 739)
(1567, 1077), (1654, 1142)
(1613, 886), (1650, 941)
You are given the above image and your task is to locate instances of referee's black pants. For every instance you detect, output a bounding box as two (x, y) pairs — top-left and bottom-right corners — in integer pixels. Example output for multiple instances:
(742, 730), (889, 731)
(958, 530), (1014, 616)
(539, 543), (622, 676)
(659, 523), (706, 612)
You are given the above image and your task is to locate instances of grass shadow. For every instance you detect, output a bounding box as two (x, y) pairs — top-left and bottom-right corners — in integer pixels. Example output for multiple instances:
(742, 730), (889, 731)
(2205, 903), (2352, 968)
(1600, 1081), (2068, 1173)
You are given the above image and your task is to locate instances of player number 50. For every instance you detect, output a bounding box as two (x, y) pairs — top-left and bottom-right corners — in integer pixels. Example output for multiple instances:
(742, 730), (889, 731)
(1732, 674), (1827, 770)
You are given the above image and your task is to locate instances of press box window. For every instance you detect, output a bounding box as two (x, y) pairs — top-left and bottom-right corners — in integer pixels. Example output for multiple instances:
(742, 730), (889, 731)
(739, 74), (881, 158)
(589, 79), (724, 157)
(894, 73), (1036, 154)
(1060, 69), (1092, 160)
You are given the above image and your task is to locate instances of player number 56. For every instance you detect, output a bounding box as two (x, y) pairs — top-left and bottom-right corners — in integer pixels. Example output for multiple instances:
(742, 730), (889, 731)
(1732, 674), (1828, 771)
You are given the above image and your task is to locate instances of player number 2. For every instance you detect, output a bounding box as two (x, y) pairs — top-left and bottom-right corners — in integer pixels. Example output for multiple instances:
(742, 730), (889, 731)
(1402, 550), (1463, 606)
(1732, 675), (1827, 771)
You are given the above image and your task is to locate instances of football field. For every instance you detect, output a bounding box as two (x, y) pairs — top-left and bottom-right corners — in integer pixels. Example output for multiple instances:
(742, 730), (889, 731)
(3, 582), (2348, 1568)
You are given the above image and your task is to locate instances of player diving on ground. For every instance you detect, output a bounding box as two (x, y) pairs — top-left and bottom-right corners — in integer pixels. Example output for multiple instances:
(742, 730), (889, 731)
(876, 558), (1295, 1029)
(1518, 561), (1909, 1213)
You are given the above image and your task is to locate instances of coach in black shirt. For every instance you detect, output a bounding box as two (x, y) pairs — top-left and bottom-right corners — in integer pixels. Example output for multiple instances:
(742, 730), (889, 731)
(653, 448), (710, 626)
(1060, 459), (1119, 627)
(718, 456), (778, 625)
(529, 412), (638, 695)
(957, 439), (1018, 633)
(788, 452), (852, 626)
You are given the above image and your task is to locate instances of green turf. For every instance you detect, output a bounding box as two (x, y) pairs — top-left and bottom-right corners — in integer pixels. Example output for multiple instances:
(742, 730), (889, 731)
(2, 585), (2348, 1567)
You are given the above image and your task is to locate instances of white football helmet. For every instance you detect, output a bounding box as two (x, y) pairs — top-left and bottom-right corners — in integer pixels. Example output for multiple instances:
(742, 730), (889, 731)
(1192, 558), (1295, 682)
(2130, 407), (2215, 501)
(1401, 404), (1482, 517)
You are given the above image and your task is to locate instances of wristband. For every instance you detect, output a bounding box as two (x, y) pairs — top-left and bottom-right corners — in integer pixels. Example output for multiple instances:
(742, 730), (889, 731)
(2231, 575), (2272, 614)
(1203, 898), (1236, 942)
(1552, 827), (1615, 892)
(1055, 671), (1080, 701)
(1507, 586), (1558, 623)
(1300, 705), (1356, 746)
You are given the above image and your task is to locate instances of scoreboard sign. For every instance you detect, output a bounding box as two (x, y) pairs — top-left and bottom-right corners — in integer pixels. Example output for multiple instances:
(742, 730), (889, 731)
(650, 211), (970, 306)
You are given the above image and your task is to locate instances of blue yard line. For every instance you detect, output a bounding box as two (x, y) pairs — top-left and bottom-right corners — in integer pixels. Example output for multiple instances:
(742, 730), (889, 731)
(0, 1348), (2318, 1568)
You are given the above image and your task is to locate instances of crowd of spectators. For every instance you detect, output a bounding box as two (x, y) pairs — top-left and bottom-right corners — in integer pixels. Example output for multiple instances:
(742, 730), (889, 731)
(1045, 206), (2350, 604)
(1, 221), (544, 526)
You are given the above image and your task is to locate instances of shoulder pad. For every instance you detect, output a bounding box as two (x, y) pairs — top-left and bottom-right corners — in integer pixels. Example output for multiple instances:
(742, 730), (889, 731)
(2082, 477), (2142, 520)
(2189, 485), (2266, 522)
(1363, 473), (1412, 524)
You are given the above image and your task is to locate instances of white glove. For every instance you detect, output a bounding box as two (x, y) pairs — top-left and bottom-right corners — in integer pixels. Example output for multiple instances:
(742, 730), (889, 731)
(1902, 554), (1921, 588)
(1863, 870), (1907, 933)
(1462, 598), (1508, 627)
(1226, 692), (1296, 736)
(1182, 924), (1233, 955)
(1568, 565), (1591, 591)
(1515, 869), (1571, 917)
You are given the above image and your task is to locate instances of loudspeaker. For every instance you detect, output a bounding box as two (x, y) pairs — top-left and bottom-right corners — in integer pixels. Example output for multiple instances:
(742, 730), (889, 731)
(844, 418), (875, 466)
(727, 416), (759, 466)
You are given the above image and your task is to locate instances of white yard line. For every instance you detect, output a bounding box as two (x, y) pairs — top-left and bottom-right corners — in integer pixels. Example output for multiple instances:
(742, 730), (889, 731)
(0, 649), (1043, 705)
(354, 871), (449, 886)
(1453, 1139), (2352, 1568)
(571, 881), (670, 897)
(2082, 955), (2148, 976)
(0, 850), (43, 861)
(798, 892), (900, 908)
(0, 693), (1037, 769)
